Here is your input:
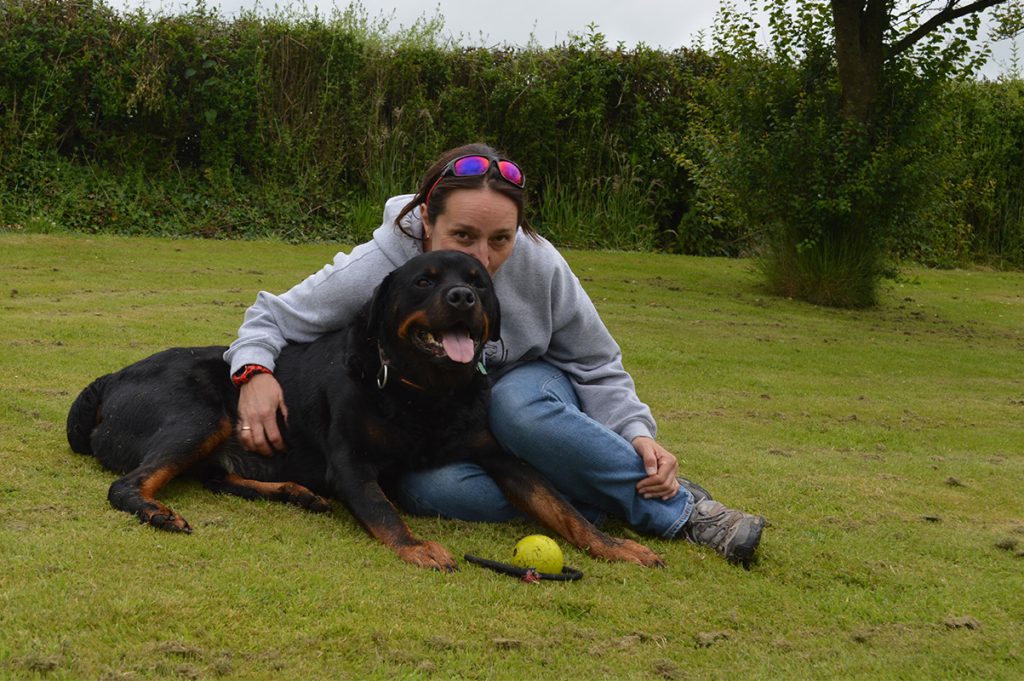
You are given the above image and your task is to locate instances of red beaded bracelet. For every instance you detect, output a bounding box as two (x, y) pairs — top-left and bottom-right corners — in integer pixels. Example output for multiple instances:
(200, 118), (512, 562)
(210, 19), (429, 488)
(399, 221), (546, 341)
(231, 364), (272, 387)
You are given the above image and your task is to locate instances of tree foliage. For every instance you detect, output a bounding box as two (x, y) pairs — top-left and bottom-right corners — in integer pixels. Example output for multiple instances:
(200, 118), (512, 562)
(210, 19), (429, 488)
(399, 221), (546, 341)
(832, 0), (1022, 122)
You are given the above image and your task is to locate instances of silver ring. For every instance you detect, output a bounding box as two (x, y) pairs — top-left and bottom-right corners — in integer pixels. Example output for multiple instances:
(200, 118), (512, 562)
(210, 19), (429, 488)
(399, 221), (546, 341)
(240, 426), (252, 431)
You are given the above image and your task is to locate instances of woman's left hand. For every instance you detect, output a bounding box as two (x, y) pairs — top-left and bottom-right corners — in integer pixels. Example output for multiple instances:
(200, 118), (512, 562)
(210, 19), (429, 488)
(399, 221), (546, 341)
(632, 436), (680, 500)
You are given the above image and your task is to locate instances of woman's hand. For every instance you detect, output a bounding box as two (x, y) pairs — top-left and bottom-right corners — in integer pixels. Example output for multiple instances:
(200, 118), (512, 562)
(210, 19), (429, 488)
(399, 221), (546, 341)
(237, 373), (289, 455)
(632, 436), (680, 500)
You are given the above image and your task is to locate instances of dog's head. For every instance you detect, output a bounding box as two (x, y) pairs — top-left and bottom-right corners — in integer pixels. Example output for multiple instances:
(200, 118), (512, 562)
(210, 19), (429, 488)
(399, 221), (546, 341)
(367, 251), (500, 390)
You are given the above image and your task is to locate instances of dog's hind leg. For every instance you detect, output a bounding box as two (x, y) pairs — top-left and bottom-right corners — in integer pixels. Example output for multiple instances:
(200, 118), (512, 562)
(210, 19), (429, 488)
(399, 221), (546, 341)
(107, 418), (235, 533)
(109, 468), (194, 533)
(203, 474), (331, 513)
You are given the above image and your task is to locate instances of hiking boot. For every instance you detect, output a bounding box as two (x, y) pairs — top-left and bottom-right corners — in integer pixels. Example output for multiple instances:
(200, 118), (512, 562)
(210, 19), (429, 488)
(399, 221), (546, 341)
(677, 476), (712, 504)
(682, 499), (765, 568)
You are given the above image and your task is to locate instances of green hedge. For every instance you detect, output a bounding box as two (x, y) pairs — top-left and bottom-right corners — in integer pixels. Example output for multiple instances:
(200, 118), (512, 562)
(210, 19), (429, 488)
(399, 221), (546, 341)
(1, 0), (1021, 265)
(0, 0), (708, 248)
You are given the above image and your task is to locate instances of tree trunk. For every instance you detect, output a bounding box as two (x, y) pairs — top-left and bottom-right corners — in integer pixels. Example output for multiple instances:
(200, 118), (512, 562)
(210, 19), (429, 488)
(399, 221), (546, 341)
(830, 0), (889, 125)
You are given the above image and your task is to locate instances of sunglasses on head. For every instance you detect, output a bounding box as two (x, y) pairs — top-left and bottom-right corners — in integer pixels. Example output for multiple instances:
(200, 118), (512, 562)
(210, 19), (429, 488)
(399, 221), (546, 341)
(425, 155), (525, 207)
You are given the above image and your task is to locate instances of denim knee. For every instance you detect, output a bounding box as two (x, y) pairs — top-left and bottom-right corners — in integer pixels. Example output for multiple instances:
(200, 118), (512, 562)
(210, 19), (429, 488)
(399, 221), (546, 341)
(390, 463), (522, 523)
(489, 362), (575, 442)
(488, 360), (693, 539)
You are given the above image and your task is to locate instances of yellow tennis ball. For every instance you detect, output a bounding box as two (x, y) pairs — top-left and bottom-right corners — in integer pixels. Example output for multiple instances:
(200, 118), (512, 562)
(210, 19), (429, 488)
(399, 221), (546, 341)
(511, 534), (564, 574)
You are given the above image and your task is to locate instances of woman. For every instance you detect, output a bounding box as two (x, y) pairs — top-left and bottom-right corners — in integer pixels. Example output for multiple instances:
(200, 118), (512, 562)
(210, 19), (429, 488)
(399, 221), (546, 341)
(225, 143), (764, 565)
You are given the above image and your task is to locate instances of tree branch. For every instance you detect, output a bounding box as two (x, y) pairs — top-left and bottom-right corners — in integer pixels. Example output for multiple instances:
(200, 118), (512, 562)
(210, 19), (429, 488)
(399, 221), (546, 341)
(888, 0), (1007, 58)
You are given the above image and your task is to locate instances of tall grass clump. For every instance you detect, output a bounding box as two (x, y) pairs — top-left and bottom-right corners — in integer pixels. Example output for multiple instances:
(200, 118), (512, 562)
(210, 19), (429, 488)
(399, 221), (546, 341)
(757, 227), (881, 307)
(537, 146), (660, 251)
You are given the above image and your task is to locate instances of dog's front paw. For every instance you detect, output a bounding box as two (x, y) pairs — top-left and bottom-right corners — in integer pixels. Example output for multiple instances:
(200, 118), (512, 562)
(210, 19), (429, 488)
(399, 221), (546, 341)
(280, 482), (331, 513)
(397, 540), (459, 572)
(138, 506), (192, 534)
(591, 538), (665, 568)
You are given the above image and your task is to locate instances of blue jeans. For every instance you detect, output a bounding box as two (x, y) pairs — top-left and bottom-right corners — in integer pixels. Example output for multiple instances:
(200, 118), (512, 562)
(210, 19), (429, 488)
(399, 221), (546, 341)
(391, 360), (695, 539)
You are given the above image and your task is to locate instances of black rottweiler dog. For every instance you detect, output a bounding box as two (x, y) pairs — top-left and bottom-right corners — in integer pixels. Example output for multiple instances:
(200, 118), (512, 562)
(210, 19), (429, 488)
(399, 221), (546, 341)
(67, 251), (663, 570)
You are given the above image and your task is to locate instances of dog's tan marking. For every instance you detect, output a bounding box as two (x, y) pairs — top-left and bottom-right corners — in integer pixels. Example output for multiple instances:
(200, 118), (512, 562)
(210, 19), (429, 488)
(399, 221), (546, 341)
(397, 310), (430, 341)
(138, 418), (233, 500)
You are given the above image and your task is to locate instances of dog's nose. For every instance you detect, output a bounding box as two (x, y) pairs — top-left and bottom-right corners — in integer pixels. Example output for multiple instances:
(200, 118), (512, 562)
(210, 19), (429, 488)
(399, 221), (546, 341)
(445, 286), (477, 310)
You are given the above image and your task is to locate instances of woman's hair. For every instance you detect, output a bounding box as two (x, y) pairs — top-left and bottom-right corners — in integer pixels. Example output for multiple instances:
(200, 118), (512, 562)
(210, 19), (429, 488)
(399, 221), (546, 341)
(395, 142), (537, 241)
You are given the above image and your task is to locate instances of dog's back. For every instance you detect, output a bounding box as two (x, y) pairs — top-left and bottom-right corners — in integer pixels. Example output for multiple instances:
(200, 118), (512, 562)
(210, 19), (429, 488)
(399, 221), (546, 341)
(66, 346), (233, 473)
(65, 346), (250, 532)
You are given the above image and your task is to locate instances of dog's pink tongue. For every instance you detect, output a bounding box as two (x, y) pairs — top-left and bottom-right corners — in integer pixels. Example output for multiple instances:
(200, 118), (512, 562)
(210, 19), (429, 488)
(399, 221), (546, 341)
(441, 330), (475, 363)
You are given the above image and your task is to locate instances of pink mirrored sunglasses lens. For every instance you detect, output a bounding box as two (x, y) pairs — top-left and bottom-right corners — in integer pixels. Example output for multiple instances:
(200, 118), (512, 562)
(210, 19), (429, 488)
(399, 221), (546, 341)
(496, 160), (524, 187)
(452, 155), (491, 176)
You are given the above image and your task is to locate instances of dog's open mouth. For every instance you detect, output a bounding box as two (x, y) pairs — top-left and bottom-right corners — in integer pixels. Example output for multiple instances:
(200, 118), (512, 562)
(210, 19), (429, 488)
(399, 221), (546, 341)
(412, 326), (478, 364)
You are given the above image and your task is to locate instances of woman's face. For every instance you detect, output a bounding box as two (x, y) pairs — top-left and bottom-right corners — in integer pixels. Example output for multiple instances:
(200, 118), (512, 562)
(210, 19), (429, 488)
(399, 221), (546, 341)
(420, 187), (519, 276)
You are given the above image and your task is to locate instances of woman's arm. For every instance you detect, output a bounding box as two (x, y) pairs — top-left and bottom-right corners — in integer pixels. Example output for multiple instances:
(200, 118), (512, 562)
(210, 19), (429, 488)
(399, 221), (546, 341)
(543, 254), (680, 499)
(224, 246), (388, 374)
(542, 253), (657, 440)
(225, 240), (400, 454)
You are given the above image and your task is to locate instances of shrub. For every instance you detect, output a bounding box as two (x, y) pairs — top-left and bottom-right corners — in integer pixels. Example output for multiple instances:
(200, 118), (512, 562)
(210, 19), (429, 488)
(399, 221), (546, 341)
(923, 79), (1024, 268)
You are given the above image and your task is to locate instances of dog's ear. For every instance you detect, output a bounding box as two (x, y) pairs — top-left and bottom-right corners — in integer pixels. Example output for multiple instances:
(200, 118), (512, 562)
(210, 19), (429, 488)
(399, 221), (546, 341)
(486, 286), (501, 342)
(366, 270), (395, 337)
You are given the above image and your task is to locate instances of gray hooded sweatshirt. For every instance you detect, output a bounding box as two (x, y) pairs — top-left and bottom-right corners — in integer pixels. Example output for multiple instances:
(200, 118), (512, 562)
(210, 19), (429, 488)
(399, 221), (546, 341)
(224, 194), (656, 443)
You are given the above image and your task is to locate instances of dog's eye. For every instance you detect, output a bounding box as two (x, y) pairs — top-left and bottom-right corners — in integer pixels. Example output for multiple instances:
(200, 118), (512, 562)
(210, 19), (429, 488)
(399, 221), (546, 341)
(466, 271), (488, 290)
(415, 277), (434, 288)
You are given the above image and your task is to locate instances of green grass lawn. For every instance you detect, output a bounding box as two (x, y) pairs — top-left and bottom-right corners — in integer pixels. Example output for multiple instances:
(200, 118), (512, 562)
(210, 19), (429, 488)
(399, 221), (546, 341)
(2, 233), (1022, 680)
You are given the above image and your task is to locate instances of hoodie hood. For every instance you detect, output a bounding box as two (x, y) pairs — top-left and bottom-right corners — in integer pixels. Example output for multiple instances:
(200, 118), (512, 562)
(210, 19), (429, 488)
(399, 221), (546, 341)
(372, 194), (425, 268)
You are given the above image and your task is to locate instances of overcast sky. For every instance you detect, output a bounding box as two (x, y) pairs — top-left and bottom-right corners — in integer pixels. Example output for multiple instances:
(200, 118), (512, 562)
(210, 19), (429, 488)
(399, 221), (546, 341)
(111, 0), (1018, 78)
